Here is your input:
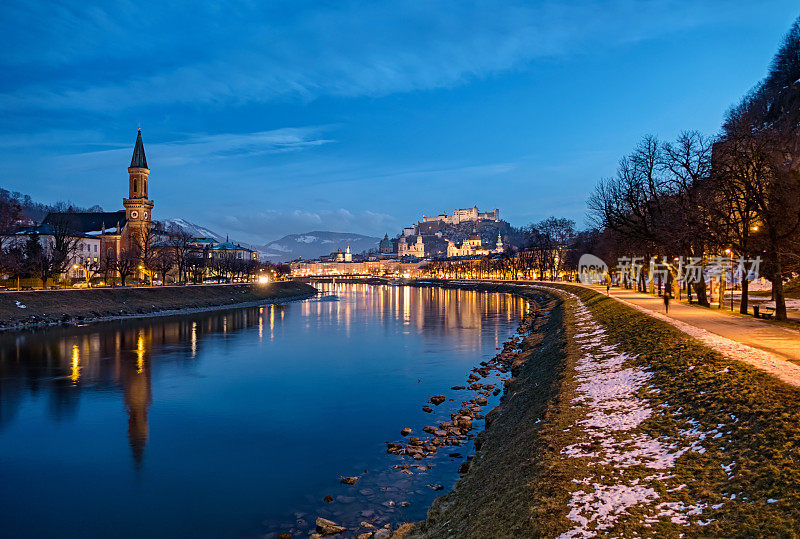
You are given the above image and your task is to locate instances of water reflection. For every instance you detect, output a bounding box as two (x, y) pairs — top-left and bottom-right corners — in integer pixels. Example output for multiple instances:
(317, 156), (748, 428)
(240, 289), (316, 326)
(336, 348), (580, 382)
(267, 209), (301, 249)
(0, 284), (528, 538)
(308, 283), (527, 349)
(0, 286), (528, 468)
(0, 304), (288, 466)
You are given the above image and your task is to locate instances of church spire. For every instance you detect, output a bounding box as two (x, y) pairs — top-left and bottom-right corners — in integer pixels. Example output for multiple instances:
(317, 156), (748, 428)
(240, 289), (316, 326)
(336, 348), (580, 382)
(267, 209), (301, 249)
(130, 127), (148, 169)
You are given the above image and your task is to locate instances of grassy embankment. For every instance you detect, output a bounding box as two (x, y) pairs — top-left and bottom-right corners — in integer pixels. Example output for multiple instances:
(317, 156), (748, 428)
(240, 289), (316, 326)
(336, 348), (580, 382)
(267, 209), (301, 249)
(400, 283), (800, 537)
(0, 281), (317, 330)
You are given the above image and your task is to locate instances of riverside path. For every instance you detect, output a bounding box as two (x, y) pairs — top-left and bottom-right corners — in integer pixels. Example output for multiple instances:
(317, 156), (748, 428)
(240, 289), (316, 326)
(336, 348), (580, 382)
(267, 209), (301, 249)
(573, 282), (800, 388)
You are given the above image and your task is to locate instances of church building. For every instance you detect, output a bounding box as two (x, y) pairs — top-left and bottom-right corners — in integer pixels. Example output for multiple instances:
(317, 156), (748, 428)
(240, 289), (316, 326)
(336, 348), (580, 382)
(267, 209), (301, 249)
(2, 128), (162, 282)
(398, 234), (425, 258)
(447, 229), (504, 257)
(41, 127), (158, 261)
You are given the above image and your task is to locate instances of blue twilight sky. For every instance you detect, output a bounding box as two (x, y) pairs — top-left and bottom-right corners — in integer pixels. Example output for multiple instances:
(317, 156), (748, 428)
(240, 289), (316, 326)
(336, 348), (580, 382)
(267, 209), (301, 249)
(1, 1), (798, 244)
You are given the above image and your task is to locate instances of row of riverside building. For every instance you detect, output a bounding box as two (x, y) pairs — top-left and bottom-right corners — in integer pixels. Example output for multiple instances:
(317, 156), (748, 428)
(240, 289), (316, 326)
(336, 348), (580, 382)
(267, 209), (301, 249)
(290, 207), (507, 277)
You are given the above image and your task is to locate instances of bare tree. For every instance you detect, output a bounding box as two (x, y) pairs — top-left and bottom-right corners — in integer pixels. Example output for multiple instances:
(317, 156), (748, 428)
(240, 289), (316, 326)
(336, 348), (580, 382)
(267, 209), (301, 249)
(151, 248), (176, 285)
(99, 251), (116, 286)
(0, 245), (26, 289)
(716, 96), (800, 318)
(166, 224), (193, 284)
(0, 196), (22, 252)
(23, 220), (79, 289)
(131, 226), (157, 274)
(661, 132), (715, 306)
(114, 249), (139, 286)
(77, 257), (101, 286)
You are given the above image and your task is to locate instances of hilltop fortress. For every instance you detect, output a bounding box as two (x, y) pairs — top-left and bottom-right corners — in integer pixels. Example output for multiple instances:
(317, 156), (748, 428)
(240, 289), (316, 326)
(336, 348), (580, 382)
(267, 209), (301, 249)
(422, 206), (500, 225)
(394, 205), (507, 259)
(291, 205), (509, 276)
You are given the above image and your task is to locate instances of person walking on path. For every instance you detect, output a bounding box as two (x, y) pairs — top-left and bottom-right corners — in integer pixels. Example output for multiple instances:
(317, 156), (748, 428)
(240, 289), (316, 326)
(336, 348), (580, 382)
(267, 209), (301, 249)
(664, 280), (672, 313)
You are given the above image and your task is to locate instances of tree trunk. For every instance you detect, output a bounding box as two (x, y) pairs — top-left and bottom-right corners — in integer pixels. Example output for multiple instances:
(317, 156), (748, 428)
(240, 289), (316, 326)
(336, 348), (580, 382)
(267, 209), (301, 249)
(773, 276), (787, 321)
(767, 228), (787, 320)
(739, 279), (749, 315)
(693, 281), (710, 307)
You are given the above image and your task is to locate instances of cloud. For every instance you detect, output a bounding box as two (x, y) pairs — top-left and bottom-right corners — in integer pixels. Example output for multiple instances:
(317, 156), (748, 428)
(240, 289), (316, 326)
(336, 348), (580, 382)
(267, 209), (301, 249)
(139, 128), (334, 166)
(0, 0), (757, 112)
(43, 126), (334, 171)
(0, 129), (113, 149)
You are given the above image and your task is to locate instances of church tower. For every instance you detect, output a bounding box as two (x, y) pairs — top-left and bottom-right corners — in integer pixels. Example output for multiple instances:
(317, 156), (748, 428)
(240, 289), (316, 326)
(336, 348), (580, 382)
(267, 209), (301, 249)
(123, 128), (154, 241)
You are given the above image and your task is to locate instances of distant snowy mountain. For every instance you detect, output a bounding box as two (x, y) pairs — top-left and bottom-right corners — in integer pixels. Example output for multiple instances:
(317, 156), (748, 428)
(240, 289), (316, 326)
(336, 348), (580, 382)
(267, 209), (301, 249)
(162, 217), (261, 251)
(162, 218), (226, 242)
(162, 220), (380, 263)
(261, 231), (381, 262)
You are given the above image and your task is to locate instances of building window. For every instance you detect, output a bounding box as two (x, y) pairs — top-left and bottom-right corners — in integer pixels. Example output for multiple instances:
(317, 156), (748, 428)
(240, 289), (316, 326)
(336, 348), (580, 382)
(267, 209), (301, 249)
(133, 179), (137, 193)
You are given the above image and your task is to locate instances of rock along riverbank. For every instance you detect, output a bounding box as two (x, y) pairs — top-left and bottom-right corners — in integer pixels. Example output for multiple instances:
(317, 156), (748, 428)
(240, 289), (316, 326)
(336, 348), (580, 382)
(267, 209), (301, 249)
(0, 281), (317, 331)
(391, 280), (800, 538)
(290, 280), (560, 539)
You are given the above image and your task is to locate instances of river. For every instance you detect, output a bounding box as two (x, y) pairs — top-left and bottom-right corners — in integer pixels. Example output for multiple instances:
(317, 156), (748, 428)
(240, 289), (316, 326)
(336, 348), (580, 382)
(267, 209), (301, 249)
(0, 283), (529, 537)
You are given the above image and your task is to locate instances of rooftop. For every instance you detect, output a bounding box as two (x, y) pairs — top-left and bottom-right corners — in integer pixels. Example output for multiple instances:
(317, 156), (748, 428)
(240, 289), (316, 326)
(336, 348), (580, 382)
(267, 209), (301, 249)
(42, 211), (127, 234)
(130, 128), (148, 169)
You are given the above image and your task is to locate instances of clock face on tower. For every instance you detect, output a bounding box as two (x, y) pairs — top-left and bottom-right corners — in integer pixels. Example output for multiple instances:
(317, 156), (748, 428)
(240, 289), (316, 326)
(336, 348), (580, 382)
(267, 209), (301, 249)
(144, 211), (148, 219)
(131, 210), (139, 219)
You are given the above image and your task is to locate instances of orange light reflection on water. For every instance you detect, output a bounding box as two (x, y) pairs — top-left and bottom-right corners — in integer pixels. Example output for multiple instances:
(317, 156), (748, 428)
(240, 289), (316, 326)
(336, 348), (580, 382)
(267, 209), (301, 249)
(136, 334), (145, 374)
(70, 344), (80, 383)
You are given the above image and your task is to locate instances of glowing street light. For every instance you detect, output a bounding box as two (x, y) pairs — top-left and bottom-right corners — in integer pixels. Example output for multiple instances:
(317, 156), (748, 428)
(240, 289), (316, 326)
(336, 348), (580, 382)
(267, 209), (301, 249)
(138, 265), (153, 286)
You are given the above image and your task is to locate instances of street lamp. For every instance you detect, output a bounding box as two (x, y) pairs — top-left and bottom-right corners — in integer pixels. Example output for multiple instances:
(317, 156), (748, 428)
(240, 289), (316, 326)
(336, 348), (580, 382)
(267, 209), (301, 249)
(722, 249), (732, 310)
(73, 261), (92, 287)
(138, 265), (153, 286)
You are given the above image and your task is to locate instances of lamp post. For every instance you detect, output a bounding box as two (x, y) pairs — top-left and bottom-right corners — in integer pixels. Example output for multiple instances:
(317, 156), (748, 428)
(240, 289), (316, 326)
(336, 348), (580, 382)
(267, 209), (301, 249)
(73, 261), (91, 287)
(138, 265), (153, 286)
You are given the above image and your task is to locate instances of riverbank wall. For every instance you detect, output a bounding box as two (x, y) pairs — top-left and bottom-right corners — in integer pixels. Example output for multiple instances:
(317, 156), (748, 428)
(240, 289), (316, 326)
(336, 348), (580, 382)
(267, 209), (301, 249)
(0, 281), (317, 331)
